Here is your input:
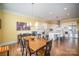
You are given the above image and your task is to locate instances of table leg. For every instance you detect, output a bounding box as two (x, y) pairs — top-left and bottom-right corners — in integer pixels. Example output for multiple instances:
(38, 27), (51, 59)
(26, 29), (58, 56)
(7, 50), (9, 56)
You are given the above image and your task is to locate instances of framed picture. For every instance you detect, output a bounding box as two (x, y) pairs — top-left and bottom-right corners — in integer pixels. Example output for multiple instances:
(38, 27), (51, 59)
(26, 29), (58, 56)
(16, 22), (30, 31)
(0, 19), (1, 29)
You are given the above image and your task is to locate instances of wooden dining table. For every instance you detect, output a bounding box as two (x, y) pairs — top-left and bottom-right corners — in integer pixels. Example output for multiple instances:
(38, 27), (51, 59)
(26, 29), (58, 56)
(24, 36), (48, 53)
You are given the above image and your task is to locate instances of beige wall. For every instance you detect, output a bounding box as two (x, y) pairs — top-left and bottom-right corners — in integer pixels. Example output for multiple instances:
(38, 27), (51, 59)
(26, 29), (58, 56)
(0, 11), (3, 42)
(0, 11), (49, 43)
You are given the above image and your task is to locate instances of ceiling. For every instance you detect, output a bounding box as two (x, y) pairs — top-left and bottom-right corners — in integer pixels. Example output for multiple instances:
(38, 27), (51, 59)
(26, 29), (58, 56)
(0, 3), (79, 20)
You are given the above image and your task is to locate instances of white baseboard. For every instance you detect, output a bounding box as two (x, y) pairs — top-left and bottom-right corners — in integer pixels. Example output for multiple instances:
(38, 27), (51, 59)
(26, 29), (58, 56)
(0, 41), (17, 46)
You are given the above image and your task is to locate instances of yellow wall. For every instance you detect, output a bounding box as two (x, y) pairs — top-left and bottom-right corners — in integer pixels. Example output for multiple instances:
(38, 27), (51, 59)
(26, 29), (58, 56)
(0, 11), (48, 43)
(0, 11), (3, 42)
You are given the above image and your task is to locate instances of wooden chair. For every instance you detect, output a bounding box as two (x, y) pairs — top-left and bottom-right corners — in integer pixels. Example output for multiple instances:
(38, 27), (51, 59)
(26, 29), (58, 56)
(25, 40), (38, 56)
(44, 35), (49, 40)
(37, 34), (41, 39)
(17, 34), (22, 43)
(45, 40), (52, 56)
(36, 48), (45, 56)
(24, 40), (29, 56)
(37, 40), (52, 56)
(7, 49), (9, 56)
(17, 34), (25, 56)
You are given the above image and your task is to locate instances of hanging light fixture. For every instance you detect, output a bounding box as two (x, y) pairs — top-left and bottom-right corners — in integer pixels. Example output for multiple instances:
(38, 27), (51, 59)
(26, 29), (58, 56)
(57, 20), (60, 27)
(32, 3), (34, 18)
(56, 16), (61, 27)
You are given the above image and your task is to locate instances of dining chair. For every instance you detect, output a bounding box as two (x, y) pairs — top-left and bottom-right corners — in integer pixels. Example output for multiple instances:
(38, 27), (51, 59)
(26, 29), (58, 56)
(7, 50), (9, 56)
(17, 34), (26, 56)
(37, 34), (41, 39)
(36, 47), (46, 56)
(45, 35), (49, 40)
(45, 40), (52, 56)
(25, 40), (38, 56)
(17, 34), (22, 43)
(37, 40), (52, 56)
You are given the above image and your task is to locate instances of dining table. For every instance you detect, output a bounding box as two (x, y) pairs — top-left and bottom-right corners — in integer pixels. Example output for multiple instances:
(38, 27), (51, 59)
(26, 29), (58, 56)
(24, 36), (48, 53)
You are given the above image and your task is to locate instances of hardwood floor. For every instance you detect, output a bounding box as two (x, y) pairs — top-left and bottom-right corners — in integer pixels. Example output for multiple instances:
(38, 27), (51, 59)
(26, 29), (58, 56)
(50, 39), (78, 56)
(0, 38), (79, 56)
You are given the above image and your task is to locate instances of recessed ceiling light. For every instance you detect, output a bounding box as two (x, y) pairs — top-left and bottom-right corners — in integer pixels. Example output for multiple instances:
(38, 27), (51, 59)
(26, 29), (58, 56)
(35, 22), (38, 27)
(30, 22), (32, 26)
(67, 13), (70, 16)
(64, 8), (68, 10)
(32, 3), (35, 4)
(56, 16), (59, 18)
(49, 12), (53, 15)
(37, 4), (40, 7)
